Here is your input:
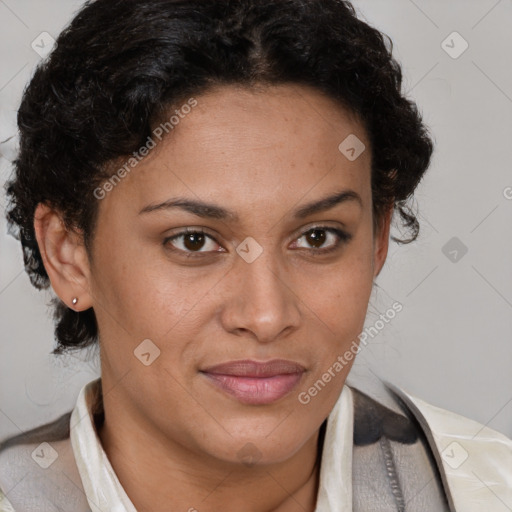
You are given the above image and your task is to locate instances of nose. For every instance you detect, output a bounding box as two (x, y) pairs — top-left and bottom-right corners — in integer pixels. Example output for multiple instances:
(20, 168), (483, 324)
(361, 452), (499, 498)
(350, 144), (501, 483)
(219, 248), (301, 344)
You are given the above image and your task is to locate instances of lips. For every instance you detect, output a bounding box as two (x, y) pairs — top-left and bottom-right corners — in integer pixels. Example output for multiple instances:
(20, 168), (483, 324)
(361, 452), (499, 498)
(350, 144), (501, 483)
(200, 359), (306, 405)
(202, 359), (306, 377)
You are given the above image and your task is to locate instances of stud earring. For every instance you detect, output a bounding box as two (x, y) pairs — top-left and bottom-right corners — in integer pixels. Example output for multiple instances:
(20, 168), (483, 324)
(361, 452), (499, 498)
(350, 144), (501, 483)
(72, 297), (78, 306)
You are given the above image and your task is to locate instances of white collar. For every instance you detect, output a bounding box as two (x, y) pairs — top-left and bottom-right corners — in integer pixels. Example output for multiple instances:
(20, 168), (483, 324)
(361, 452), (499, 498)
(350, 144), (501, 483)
(70, 378), (137, 512)
(70, 377), (353, 512)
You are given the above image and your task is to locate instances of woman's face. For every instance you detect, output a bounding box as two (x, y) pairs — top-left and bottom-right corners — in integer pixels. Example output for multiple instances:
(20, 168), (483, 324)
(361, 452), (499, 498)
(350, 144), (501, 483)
(86, 84), (390, 465)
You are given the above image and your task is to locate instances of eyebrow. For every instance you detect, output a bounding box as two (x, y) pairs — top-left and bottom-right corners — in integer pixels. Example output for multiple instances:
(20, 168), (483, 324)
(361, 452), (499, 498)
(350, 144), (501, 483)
(138, 189), (362, 221)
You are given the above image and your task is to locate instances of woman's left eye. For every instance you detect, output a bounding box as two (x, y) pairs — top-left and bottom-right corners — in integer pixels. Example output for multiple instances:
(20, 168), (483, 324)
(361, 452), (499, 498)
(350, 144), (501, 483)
(163, 226), (351, 257)
(292, 226), (351, 254)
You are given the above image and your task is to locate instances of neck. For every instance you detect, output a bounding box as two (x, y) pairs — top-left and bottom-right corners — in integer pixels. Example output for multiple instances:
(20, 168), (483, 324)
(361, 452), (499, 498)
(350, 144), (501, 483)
(96, 385), (325, 512)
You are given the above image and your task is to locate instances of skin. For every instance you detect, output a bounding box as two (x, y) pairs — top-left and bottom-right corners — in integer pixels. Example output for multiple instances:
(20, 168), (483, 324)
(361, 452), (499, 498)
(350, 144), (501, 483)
(34, 83), (392, 512)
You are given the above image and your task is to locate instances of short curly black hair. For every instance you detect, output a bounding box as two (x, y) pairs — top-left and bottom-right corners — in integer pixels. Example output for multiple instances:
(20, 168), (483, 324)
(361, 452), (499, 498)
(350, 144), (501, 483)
(4, 0), (434, 356)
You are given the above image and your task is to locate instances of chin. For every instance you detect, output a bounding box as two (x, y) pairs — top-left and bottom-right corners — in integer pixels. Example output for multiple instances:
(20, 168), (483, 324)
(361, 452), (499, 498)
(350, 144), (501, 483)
(201, 427), (311, 467)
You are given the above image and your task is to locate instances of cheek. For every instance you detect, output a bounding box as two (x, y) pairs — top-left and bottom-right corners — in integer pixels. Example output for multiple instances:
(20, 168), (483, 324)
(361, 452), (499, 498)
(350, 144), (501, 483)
(87, 233), (176, 356)
(306, 274), (373, 376)
(302, 242), (375, 335)
(91, 226), (174, 320)
(296, 252), (374, 409)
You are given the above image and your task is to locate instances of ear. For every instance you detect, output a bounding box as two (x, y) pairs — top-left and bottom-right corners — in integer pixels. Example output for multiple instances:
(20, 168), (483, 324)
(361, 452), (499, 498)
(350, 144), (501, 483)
(33, 203), (93, 311)
(373, 204), (393, 278)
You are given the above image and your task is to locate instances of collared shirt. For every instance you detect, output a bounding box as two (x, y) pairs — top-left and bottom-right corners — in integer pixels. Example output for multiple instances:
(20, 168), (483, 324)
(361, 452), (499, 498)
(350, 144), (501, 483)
(2, 375), (512, 511)
(68, 377), (354, 512)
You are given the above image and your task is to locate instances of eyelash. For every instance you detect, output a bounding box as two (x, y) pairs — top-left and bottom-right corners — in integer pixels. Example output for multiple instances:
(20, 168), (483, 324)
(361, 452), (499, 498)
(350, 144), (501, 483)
(163, 225), (352, 258)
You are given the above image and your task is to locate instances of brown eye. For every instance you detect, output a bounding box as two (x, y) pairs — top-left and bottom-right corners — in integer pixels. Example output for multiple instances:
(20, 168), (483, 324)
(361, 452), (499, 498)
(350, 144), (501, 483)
(305, 228), (327, 248)
(294, 226), (351, 253)
(183, 232), (206, 251)
(164, 228), (222, 255)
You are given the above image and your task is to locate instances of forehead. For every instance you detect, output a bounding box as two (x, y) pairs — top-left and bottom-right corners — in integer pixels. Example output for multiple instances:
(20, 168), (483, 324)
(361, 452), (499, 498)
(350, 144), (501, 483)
(100, 84), (371, 219)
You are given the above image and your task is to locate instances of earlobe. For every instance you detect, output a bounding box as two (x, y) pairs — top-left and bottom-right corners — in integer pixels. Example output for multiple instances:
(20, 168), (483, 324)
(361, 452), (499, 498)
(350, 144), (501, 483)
(33, 203), (93, 311)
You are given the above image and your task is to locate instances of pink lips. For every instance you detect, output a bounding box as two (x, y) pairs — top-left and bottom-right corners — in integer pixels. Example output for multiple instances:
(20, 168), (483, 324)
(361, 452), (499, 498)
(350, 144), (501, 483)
(200, 359), (306, 405)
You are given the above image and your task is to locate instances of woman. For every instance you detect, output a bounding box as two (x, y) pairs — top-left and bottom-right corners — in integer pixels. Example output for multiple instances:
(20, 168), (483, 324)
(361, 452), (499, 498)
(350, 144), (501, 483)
(1, 0), (511, 510)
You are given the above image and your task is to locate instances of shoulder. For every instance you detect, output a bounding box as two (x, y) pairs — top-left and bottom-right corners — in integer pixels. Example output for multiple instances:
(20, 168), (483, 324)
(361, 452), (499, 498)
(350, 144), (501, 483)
(0, 411), (89, 512)
(347, 373), (512, 511)
(0, 488), (15, 512)
(388, 383), (512, 511)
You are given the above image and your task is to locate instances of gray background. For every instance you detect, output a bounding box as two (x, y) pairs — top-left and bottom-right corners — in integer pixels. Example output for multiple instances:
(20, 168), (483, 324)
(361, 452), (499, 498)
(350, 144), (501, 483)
(1, 0), (511, 442)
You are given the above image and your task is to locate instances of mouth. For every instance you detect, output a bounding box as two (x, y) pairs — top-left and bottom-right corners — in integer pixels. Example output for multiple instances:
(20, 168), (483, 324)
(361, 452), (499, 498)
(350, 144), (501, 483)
(199, 359), (306, 405)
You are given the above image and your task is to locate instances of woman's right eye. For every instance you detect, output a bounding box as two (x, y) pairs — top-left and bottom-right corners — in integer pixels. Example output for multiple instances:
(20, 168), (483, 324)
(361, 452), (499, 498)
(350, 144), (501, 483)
(163, 228), (223, 256)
